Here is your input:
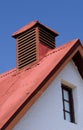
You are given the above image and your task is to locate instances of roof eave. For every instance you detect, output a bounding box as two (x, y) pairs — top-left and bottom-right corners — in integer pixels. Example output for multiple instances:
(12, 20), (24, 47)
(12, 20), (59, 38)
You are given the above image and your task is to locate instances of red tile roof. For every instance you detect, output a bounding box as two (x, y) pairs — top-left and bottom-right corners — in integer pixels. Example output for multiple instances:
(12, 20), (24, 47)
(0, 39), (83, 129)
(12, 20), (59, 38)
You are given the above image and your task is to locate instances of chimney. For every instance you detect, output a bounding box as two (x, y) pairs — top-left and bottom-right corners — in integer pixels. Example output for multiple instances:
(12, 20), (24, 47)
(12, 20), (58, 69)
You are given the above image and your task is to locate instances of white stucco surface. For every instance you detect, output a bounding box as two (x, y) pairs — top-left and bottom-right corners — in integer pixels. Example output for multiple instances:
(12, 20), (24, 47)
(13, 60), (83, 130)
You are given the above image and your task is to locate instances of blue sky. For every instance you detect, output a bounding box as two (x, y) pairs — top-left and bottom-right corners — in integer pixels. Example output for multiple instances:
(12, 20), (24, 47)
(0, 0), (83, 73)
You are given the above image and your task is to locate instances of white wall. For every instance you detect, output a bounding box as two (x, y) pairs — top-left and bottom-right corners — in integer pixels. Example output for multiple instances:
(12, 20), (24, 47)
(13, 60), (83, 130)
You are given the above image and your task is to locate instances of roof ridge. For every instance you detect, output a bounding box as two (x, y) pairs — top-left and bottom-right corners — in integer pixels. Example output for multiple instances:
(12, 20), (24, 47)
(0, 69), (16, 79)
(46, 38), (79, 56)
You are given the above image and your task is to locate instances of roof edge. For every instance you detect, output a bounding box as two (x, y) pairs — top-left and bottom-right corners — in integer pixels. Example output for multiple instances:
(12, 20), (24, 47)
(12, 20), (59, 38)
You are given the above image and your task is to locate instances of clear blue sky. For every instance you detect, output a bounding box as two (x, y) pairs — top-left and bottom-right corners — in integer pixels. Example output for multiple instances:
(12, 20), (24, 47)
(0, 0), (83, 73)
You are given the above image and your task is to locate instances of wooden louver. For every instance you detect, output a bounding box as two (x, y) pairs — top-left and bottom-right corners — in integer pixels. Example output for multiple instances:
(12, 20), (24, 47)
(17, 28), (37, 69)
(39, 27), (55, 48)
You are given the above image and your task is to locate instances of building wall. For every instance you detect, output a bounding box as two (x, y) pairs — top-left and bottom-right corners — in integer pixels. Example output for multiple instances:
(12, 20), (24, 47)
(13, 60), (83, 130)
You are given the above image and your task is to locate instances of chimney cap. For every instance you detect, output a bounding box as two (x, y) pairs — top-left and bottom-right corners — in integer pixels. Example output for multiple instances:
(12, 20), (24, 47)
(12, 20), (59, 38)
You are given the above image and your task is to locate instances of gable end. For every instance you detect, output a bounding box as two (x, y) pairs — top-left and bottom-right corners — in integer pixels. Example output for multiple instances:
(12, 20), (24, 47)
(73, 51), (83, 78)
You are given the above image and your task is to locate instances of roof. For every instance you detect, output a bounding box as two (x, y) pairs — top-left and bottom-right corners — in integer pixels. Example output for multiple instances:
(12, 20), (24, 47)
(0, 39), (83, 129)
(12, 20), (59, 38)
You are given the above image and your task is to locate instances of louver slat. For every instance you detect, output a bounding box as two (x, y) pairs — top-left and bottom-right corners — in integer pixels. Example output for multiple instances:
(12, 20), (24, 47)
(18, 31), (35, 41)
(18, 49), (36, 60)
(39, 32), (55, 43)
(39, 35), (55, 48)
(18, 44), (36, 55)
(18, 33), (36, 44)
(18, 39), (36, 48)
(17, 28), (37, 69)
(39, 27), (55, 48)
(18, 53), (36, 63)
(18, 56), (36, 69)
(18, 28), (35, 38)
(40, 39), (55, 48)
(39, 27), (55, 39)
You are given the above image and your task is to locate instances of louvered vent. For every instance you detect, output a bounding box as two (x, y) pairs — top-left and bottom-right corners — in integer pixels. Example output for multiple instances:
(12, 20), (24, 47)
(12, 20), (59, 69)
(39, 27), (55, 49)
(17, 28), (37, 69)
